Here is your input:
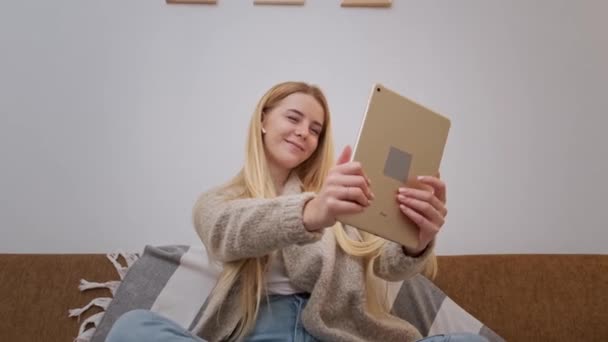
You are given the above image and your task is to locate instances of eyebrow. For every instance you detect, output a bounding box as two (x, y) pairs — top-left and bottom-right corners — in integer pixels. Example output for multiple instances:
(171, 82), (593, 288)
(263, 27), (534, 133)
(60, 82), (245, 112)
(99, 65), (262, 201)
(287, 109), (324, 128)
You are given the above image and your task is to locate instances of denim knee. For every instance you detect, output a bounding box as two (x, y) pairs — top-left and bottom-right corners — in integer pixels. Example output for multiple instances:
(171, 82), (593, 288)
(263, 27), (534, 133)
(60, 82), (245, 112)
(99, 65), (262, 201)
(446, 333), (489, 342)
(419, 333), (489, 342)
(106, 309), (162, 342)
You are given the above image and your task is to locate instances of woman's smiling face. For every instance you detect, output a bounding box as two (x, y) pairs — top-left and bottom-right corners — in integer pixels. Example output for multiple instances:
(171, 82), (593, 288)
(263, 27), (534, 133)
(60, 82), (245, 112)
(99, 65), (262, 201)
(261, 92), (325, 173)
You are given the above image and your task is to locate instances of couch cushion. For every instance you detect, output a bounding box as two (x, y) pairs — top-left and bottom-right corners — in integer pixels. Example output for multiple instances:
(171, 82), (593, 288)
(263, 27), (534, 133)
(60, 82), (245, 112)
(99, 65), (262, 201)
(87, 245), (503, 342)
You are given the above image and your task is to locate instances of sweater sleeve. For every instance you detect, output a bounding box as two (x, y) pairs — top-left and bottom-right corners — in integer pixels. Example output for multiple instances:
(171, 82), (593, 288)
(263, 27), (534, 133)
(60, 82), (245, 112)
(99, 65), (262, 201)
(192, 188), (322, 262)
(373, 239), (436, 281)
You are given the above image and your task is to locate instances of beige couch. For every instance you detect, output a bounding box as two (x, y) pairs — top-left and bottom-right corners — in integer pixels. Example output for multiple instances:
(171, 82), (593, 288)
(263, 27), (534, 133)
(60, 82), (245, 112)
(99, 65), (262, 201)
(1, 253), (606, 341)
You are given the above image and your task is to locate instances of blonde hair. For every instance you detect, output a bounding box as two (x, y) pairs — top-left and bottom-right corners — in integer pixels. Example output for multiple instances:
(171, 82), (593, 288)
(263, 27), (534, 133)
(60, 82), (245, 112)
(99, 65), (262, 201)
(201, 81), (437, 341)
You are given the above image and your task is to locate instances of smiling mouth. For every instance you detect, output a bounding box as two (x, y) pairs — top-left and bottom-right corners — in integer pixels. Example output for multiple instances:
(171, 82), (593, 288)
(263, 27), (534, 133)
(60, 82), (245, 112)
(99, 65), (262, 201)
(285, 140), (304, 151)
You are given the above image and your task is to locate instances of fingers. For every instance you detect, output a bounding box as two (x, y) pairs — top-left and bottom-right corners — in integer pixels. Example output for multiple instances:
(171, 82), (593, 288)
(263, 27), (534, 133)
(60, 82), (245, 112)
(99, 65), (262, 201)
(326, 174), (374, 200)
(319, 153), (374, 221)
(332, 161), (369, 179)
(327, 197), (366, 216)
(399, 204), (439, 245)
(399, 203), (436, 230)
(331, 185), (370, 207)
(397, 195), (445, 227)
(336, 145), (352, 165)
(418, 175), (447, 204)
(398, 187), (447, 217)
(318, 186), (368, 221)
(328, 159), (373, 202)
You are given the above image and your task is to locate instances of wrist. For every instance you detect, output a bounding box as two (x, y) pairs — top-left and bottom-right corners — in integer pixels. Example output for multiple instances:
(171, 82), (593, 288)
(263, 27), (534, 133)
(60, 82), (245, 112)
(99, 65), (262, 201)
(303, 197), (322, 232)
(402, 244), (427, 257)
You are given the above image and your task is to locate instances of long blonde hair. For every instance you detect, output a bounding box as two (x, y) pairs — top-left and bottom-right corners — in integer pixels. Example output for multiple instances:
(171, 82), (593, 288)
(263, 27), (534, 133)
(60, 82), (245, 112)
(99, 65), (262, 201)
(201, 81), (437, 341)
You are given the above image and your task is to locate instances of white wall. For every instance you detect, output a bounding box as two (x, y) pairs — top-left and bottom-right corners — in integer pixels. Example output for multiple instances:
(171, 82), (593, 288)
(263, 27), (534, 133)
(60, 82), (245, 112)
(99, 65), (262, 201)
(1, 0), (606, 255)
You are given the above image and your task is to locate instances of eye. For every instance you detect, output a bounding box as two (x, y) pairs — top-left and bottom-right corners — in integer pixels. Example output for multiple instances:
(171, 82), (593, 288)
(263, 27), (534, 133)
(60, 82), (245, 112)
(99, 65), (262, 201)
(287, 116), (299, 123)
(310, 128), (321, 136)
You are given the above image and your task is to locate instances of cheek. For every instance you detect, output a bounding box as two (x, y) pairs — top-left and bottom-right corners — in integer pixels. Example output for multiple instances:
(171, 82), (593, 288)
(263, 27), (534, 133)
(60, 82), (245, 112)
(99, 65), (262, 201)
(263, 133), (279, 152)
(307, 139), (320, 156)
(273, 119), (292, 135)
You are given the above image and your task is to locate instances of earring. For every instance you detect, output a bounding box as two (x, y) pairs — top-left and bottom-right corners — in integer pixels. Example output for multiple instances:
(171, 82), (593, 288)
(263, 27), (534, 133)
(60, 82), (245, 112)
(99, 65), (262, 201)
(262, 127), (267, 134)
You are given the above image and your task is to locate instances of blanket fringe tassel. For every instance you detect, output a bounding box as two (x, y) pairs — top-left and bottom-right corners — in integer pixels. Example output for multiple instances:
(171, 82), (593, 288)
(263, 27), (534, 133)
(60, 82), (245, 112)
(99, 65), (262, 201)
(68, 252), (139, 342)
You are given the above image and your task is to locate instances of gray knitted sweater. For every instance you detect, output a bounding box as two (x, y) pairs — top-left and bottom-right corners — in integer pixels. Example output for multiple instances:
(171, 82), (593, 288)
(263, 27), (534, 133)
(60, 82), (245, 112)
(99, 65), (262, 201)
(192, 174), (434, 341)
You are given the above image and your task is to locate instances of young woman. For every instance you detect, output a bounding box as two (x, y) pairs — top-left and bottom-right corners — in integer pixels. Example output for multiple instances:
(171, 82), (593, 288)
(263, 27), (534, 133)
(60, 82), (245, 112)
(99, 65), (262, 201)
(106, 82), (486, 342)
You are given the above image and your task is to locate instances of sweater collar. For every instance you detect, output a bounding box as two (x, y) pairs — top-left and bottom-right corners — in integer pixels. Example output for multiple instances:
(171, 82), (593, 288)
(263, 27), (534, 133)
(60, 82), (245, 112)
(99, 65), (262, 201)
(280, 172), (303, 195)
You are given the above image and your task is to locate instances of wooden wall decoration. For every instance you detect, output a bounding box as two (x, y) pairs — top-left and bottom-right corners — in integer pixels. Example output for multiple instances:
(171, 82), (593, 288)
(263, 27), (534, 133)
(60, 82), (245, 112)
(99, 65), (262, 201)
(166, 0), (217, 4)
(166, 0), (392, 7)
(253, 0), (305, 5)
(341, 0), (391, 7)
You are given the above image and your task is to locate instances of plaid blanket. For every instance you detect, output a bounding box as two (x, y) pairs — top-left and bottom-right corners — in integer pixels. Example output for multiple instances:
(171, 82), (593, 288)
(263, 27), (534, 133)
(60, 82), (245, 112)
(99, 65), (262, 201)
(69, 245), (504, 342)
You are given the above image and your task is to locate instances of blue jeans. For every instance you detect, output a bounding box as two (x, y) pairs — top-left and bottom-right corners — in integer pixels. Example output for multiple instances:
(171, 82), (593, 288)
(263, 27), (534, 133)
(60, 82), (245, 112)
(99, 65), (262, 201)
(106, 294), (487, 342)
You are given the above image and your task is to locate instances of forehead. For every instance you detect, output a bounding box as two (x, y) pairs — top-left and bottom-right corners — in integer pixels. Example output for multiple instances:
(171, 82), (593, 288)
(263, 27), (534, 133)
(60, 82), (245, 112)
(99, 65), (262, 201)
(277, 93), (325, 124)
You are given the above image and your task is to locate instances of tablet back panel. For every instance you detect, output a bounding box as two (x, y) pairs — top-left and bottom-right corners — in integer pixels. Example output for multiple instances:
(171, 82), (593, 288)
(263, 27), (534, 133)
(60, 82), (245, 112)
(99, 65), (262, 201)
(337, 84), (451, 249)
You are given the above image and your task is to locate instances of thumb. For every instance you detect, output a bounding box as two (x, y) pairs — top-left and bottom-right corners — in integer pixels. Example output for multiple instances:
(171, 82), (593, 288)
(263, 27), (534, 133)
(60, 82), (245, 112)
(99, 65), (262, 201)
(336, 145), (352, 165)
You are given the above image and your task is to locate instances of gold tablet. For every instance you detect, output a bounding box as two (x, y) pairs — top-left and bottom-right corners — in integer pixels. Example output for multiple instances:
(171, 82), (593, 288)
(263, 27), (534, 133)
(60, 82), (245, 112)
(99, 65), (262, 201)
(337, 84), (451, 249)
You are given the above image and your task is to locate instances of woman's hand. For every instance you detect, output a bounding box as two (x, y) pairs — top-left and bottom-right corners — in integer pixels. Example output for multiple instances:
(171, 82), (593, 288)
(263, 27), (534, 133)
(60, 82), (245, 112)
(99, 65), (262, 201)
(397, 173), (448, 255)
(303, 146), (374, 231)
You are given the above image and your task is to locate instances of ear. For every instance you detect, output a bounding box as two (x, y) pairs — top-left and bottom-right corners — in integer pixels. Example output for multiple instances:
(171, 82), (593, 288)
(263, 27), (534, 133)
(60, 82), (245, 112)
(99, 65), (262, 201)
(260, 111), (266, 133)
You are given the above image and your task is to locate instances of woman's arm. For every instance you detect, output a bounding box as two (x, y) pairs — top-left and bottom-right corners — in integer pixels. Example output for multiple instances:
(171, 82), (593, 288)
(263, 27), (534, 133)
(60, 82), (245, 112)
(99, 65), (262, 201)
(193, 188), (322, 262)
(373, 240), (435, 281)
(374, 174), (446, 281)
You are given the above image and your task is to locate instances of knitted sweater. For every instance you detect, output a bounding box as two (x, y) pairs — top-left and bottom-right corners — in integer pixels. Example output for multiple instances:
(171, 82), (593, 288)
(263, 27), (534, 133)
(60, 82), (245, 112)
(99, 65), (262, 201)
(192, 174), (434, 342)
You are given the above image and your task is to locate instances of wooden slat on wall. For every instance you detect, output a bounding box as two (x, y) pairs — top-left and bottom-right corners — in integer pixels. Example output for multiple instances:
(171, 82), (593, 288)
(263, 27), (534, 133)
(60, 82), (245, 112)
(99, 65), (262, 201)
(166, 0), (217, 4)
(341, 0), (391, 7)
(253, 0), (305, 5)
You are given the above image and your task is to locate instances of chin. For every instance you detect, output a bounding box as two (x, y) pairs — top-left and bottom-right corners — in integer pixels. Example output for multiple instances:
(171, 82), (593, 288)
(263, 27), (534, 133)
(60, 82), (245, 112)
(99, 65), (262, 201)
(278, 159), (303, 170)
(276, 153), (307, 170)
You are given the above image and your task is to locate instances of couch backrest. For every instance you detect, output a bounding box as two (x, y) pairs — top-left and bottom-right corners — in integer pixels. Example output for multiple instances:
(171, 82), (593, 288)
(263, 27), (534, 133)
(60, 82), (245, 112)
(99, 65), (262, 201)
(2, 253), (606, 342)
(433, 254), (608, 342)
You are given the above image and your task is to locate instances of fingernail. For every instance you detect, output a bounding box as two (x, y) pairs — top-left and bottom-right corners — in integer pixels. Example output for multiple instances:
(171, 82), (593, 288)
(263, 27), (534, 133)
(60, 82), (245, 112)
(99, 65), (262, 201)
(417, 176), (425, 181)
(399, 187), (409, 194)
(398, 194), (407, 201)
(367, 177), (372, 185)
(370, 192), (375, 200)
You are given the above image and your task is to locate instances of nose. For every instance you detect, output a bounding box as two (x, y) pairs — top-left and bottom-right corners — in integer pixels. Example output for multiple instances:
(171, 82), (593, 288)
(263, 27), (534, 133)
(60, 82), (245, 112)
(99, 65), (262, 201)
(295, 126), (308, 139)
